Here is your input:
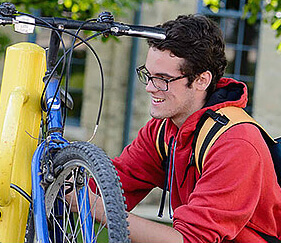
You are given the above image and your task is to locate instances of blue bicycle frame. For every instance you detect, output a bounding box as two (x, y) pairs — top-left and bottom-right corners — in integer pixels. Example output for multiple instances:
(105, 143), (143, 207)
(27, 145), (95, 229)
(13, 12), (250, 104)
(31, 51), (94, 243)
(31, 75), (66, 243)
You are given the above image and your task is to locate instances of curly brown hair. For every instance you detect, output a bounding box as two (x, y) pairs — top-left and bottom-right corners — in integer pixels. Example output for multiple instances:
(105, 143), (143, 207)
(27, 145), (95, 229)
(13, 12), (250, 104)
(147, 14), (227, 99)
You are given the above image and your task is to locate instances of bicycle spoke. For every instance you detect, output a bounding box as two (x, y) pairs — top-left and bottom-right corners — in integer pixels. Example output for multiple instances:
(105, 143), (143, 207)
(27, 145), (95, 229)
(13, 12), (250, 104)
(48, 167), (108, 243)
(49, 210), (72, 243)
(63, 173), (76, 239)
(75, 174), (95, 242)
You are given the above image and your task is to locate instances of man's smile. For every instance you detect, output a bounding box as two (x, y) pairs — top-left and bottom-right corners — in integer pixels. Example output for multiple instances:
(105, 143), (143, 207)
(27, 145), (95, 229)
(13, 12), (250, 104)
(152, 97), (165, 104)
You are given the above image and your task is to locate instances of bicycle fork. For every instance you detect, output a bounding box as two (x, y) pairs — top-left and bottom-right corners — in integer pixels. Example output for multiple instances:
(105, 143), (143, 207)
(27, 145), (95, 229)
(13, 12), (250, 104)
(32, 77), (95, 242)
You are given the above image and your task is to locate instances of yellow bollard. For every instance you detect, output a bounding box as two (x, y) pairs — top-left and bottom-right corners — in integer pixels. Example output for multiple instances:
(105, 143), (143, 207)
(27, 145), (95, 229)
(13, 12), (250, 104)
(0, 42), (46, 242)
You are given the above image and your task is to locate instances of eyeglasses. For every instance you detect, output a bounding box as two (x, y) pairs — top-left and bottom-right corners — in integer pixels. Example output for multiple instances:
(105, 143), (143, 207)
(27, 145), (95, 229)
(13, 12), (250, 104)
(136, 65), (187, 91)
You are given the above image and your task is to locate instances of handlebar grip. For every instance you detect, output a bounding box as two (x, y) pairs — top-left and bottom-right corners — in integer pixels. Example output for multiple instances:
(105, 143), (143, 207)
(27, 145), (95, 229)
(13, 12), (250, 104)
(122, 24), (166, 40)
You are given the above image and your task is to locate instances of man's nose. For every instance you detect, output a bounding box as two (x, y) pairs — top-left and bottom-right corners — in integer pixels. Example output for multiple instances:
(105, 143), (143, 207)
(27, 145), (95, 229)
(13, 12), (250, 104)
(145, 79), (158, 93)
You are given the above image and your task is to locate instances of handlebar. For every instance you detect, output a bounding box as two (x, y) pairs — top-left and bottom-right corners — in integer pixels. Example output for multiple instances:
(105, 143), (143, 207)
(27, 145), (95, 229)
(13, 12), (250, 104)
(36, 17), (166, 40)
(0, 3), (166, 40)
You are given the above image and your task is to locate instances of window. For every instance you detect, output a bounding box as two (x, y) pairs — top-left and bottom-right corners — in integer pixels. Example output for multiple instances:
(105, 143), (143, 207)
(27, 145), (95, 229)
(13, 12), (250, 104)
(64, 50), (85, 126)
(198, 0), (261, 114)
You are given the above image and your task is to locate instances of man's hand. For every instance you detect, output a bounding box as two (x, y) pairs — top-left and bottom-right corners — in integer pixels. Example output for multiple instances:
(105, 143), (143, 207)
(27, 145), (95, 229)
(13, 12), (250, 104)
(66, 184), (183, 243)
(64, 183), (106, 224)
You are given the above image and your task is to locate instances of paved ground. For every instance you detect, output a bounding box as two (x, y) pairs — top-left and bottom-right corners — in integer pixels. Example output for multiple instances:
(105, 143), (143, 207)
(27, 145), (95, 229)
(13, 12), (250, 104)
(131, 204), (173, 223)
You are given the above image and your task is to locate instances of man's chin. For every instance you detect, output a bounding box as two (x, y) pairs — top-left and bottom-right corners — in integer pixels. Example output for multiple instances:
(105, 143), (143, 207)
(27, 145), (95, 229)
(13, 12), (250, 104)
(150, 112), (166, 120)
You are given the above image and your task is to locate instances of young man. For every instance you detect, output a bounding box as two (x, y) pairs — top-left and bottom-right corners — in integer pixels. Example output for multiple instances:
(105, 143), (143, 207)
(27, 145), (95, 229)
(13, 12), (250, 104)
(111, 14), (281, 242)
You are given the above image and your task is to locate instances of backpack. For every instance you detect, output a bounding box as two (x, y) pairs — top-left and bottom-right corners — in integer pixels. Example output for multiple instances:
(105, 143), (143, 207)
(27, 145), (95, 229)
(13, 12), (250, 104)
(156, 106), (281, 243)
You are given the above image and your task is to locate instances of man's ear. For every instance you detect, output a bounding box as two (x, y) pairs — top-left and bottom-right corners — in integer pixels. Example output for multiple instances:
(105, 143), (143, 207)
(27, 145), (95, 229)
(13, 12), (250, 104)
(194, 71), (212, 91)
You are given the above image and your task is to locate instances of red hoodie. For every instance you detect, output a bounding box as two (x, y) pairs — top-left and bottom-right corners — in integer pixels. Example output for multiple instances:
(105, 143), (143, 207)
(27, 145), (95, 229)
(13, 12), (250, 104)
(112, 78), (281, 242)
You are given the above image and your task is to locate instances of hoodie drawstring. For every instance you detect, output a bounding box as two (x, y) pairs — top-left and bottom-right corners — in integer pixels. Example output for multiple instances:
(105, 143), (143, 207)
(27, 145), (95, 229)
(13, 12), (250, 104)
(158, 136), (176, 218)
(168, 140), (177, 219)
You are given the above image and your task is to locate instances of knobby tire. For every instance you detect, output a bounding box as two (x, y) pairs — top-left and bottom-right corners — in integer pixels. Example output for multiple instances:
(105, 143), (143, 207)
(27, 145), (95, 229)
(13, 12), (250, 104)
(44, 141), (130, 243)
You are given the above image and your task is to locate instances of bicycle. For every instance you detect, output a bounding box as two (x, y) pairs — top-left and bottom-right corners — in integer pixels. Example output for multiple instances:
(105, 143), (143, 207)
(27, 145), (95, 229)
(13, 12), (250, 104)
(0, 2), (166, 243)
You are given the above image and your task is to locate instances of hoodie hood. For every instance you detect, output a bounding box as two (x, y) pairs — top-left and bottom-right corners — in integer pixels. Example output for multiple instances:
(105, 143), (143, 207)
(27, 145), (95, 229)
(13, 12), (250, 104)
(204, 77), (248, 109)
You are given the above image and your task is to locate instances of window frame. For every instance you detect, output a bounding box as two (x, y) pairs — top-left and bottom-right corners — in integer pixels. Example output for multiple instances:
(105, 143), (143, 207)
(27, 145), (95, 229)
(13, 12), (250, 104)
(197, 0), (262, 113)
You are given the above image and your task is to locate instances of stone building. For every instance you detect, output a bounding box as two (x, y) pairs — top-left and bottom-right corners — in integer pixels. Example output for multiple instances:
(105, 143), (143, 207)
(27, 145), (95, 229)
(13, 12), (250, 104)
(63, 0), (281, 159)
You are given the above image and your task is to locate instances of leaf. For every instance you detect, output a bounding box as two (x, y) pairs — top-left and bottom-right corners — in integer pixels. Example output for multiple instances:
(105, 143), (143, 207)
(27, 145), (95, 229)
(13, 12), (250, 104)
(277, 41), (281, 52)
(248, 14), (258, 24)
(64, 0), (72, 9)
(203, 0), (220, 6)
(210, 5), (219, 13)
(272, 18), (281, 29)
(265, 3), (275, 12)
(72, 3), (79, 13)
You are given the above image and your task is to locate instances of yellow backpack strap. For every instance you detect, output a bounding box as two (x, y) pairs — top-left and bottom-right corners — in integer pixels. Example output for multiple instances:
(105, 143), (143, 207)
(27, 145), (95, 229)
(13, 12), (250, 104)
(156, 119), (168, 165)
(194, 106), (276, 174)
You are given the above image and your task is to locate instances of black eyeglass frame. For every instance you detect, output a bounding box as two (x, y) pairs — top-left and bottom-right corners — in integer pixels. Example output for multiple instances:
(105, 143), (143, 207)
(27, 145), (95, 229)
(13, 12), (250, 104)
(136, 65), (187, 91)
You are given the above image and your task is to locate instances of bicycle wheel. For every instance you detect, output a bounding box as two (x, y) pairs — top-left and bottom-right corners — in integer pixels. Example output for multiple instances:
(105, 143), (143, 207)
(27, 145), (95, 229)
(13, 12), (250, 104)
(44, 141), (130, 243)
(25, 206), (35, 243)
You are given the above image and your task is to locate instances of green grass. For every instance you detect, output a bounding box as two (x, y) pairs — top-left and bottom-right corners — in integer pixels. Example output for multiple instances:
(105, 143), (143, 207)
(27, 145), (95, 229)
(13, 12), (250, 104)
(69, 213), (109, 242)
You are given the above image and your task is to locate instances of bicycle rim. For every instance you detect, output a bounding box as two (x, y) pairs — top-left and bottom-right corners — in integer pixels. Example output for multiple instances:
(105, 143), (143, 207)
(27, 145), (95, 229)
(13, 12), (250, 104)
(44, 142), (130, 243)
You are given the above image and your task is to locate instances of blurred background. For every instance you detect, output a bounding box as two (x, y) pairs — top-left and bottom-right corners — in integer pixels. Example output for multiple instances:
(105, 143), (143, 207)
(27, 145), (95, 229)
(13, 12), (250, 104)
(0, 0), (281, 223)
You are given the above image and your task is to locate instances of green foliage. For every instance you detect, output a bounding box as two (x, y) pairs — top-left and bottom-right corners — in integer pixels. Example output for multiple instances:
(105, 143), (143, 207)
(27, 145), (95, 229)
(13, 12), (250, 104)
(0, 34), (11, 54)
(0, 0), (161, 54)
(203, 0), (281, 51)
(243, 0), (262, 24)
(6, 0), (151, 20)
(203, 0), (220, 13)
